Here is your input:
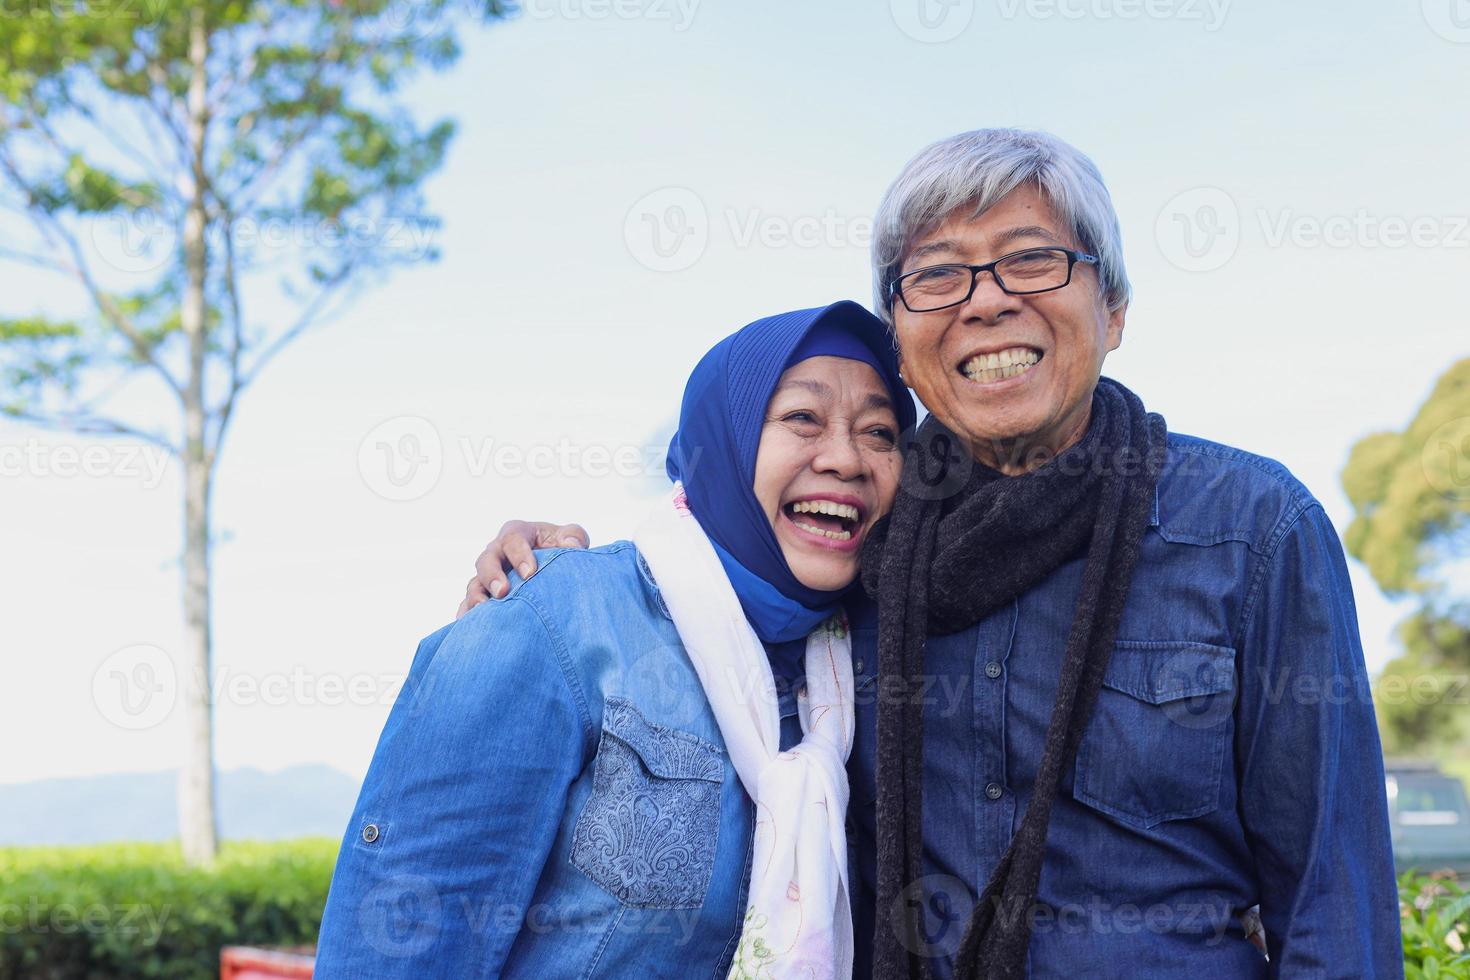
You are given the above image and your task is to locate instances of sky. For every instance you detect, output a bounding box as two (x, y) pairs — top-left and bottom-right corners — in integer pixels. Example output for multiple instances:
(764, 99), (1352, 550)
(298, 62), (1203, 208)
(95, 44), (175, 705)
(2, 0), (1467, 789)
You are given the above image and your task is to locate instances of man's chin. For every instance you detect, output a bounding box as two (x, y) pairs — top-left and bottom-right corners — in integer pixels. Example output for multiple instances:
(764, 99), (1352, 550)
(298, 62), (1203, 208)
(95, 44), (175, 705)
(945, 417), (1042, 452)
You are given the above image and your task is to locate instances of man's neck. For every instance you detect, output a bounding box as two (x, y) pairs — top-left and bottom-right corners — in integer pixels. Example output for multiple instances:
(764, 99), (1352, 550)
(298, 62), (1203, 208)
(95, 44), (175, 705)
(967, 403), (1094, 476)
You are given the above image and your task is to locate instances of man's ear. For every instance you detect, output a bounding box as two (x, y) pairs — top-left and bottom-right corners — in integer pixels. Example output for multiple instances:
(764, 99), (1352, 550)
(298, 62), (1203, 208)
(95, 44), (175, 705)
(1104, 300), (1128, 353)
(896, 350), (914, 389)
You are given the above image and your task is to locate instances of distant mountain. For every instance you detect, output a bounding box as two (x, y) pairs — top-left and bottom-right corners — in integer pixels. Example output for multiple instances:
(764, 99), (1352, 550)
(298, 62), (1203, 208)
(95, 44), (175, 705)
(0, 764), (361, 846)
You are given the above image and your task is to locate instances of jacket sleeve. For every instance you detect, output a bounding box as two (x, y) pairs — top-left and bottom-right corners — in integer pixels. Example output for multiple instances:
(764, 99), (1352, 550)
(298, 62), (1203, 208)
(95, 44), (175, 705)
(1234, 503), (1403, 979)
(313, 595), (594, 978)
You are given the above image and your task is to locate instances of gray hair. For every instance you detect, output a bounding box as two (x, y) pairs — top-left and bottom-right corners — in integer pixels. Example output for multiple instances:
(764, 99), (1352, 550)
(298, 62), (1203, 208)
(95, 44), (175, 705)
(871, 128), (1131, 322)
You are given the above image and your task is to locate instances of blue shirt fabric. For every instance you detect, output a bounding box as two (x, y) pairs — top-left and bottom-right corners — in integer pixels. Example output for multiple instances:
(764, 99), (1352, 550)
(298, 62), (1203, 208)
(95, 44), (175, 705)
(314, 542), (876, 979)
(846, 433), (1403, 979)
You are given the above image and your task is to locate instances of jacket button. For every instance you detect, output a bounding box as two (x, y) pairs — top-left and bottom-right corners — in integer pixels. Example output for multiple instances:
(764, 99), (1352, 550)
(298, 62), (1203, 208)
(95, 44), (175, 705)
(984, 661), (1002, 679)
(985, 782), (1003, 801)
(361, 823), (380, 843)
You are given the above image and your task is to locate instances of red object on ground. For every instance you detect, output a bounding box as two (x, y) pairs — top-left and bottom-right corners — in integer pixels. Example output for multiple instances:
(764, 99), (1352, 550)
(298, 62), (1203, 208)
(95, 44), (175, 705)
(219, 946), (315, 980)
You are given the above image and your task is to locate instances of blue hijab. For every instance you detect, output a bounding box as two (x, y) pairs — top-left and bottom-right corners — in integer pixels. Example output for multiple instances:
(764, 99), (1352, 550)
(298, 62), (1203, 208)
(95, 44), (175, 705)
(666, 301), (917, 643)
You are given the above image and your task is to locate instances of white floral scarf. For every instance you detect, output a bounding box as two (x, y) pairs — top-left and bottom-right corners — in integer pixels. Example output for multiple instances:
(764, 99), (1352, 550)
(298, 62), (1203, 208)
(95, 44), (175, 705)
(634, 483), (856, 980)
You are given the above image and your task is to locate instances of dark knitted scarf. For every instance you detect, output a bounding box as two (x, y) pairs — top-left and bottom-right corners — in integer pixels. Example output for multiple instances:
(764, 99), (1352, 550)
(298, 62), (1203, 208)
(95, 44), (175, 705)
(861, 377), (1167, 980)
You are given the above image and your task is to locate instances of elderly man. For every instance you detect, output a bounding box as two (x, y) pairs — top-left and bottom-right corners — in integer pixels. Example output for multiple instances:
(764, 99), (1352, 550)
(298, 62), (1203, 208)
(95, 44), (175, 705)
(465, 129), (1402, 978)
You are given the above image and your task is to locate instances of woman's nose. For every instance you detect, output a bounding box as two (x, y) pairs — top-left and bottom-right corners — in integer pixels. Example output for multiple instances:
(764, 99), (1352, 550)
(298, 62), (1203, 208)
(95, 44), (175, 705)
(812, 429), (864, 478)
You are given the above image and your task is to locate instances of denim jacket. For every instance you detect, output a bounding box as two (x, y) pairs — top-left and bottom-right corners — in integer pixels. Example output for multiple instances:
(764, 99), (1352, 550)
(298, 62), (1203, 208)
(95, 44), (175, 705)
(845, 433), (1403, 978)
(313, 543), (849, 979)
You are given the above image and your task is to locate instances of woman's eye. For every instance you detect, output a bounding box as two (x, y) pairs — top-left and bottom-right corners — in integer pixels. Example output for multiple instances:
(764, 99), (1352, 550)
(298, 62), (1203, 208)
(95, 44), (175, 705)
(865, 427), (898, 446)
(781, 411), (819, 425)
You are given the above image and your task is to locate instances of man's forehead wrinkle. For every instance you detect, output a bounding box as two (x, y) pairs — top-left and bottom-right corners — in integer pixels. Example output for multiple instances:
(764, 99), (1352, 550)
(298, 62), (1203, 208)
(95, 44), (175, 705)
(907, 221), (1066, 267)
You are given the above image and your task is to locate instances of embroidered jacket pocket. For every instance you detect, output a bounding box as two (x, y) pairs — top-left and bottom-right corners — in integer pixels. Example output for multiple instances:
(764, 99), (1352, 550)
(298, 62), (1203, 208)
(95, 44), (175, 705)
(571, 696), (725, 909)
(1073, 641), (1236, 830)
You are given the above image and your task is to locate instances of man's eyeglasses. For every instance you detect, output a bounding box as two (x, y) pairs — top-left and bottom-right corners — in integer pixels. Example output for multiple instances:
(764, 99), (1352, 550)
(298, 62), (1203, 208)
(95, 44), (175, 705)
(888, 246), (1099, 313)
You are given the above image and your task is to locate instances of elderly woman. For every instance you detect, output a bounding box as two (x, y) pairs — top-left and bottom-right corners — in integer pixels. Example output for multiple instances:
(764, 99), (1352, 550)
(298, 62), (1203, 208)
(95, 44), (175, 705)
(313, 301), (915, 978)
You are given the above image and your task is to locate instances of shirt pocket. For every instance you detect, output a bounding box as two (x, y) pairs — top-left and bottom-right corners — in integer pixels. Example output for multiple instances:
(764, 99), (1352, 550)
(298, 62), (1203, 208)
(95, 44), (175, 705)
(570, 696), (725, 909)
(1072, 641), (1236, 830)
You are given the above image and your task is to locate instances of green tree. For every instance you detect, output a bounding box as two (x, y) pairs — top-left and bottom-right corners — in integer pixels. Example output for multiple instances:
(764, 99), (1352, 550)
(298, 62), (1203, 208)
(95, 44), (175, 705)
(0, 0), (508, 865)
(1342, 358), (1470, 756)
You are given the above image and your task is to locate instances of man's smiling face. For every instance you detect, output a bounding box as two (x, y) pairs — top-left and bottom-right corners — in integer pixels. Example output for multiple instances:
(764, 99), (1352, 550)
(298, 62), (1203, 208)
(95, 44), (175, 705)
(890, 183), (1126, 471)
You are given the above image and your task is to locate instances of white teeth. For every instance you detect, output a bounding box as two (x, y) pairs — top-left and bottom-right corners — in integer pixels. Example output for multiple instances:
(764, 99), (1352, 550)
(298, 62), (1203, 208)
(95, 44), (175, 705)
(961, 347), (1039, 384)
(788, 499), (860, 541)
(791, 520), (853, 541)
(790, 500), (859, 521)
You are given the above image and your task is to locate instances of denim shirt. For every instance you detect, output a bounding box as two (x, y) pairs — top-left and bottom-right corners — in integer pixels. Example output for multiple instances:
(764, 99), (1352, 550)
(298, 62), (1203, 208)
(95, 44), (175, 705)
(314, 543), (869, 979)
(846, 432), (1403, 979)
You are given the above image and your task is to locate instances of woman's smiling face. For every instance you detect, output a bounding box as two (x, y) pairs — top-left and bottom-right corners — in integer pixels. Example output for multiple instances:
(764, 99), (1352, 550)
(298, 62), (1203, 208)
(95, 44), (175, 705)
(752, 355), (904, 592)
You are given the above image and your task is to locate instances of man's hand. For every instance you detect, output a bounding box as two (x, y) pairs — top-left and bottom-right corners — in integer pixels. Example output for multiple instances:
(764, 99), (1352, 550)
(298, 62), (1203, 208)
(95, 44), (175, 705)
(457, 520), (590, 618)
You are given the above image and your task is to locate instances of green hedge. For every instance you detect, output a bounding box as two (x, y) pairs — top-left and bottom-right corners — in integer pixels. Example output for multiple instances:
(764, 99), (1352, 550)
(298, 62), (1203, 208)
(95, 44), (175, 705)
(1402, 871), (1470, 980)
(0, 838), (337, 980)
(2, 838), (1467, 977)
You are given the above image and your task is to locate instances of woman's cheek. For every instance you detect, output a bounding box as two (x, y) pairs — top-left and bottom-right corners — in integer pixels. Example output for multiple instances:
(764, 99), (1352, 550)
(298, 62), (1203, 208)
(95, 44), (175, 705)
(880, 449), (903, 489)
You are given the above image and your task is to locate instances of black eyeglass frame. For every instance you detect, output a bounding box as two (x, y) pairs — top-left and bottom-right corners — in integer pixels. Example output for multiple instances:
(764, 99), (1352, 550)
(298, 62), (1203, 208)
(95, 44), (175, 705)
(887, 246), (1100, 313)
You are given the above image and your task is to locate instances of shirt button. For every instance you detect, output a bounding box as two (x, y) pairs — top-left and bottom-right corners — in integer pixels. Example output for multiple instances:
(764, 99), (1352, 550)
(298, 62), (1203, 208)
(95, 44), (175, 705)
(361, 823), (380, 843)
(984, 661), (1002, 679)
(985, 782), (1003, 801)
